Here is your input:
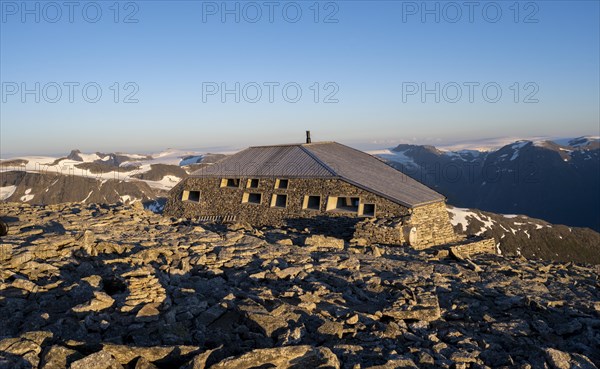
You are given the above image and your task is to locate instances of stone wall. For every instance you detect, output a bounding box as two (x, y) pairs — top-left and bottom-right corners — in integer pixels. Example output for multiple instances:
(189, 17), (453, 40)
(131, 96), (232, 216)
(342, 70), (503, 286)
(164, 177), (411, 227)
(406, 202), (458, 249)
(352, 217), (407, 246)
(351, 202), (458, 248)
(450, 237), (497, 258)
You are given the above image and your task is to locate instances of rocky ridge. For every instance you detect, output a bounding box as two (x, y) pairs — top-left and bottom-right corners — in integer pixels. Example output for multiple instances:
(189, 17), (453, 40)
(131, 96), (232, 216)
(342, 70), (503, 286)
(0, 202), (599, 368)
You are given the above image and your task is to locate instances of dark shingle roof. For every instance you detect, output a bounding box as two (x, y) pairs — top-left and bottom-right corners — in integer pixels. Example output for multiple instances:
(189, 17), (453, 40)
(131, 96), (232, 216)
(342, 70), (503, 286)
(191, 142), (444, 207)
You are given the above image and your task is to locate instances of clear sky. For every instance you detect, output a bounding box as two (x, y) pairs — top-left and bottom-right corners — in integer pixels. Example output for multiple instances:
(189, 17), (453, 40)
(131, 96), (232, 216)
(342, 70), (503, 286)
(1, 0), (599, 156)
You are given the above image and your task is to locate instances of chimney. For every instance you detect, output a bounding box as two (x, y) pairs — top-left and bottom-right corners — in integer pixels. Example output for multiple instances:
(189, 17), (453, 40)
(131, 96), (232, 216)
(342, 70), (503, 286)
(306, 131), (311, 144)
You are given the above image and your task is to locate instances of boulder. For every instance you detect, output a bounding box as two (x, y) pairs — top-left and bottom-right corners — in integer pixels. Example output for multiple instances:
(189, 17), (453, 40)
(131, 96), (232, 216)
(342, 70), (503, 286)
(304, 235), (344, 250)
(72, 291), (115, 313)
(70, 351), (124, 369)
(208, 345), (340, 369)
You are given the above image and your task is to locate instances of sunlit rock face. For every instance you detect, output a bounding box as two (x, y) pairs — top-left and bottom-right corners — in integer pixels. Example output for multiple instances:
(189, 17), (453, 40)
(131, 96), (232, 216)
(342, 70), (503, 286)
(0, 202), (599, 368)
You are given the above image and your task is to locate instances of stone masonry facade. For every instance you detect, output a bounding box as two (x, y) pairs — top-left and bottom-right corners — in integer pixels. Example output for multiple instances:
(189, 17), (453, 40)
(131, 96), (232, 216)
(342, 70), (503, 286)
(352, 202), (458, 248)
(165, 177), (459, 249)
(164, 177), (411, 227)
(406, 202), (459, 249)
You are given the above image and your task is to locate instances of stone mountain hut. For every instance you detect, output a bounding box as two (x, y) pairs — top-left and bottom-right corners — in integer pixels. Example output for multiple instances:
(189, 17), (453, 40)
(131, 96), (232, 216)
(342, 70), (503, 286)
(164, 135), (457, 249)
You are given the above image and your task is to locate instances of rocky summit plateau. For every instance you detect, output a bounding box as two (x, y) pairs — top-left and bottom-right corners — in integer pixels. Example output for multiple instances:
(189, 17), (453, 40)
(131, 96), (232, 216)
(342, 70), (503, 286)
(0, 202), (599, 369)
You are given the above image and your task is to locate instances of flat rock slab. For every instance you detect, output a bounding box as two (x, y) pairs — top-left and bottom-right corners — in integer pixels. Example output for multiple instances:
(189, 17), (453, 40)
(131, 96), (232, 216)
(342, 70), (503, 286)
(207, 345), (340, 369)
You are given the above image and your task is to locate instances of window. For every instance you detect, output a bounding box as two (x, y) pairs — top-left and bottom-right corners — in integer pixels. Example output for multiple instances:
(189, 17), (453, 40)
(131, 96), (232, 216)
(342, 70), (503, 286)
(270, 194), (287, 208)
(246, 178), (259, 188)
(275, 179), (289, 189)
(182, 190), (200, 202)
(302, 195), (321, 211)
(360, 203), (376, 217)
(326, 196), (359, 213)
(220, 178), (240, 188)
(242, 192), (262, 205)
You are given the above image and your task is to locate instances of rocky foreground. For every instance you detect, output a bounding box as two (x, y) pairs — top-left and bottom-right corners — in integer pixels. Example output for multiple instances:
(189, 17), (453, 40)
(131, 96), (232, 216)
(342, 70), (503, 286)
(0, 203), (599, 369)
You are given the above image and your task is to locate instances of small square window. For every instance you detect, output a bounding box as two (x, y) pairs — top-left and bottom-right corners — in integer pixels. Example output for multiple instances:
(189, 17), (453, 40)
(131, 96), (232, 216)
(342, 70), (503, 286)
(361, 203), (376, 217)
(302, 195), (321, 211)
(275, 179), (289, 189)
(247, 178), (259, 188)
(182, 190), (201, 202)
(326, 196), (359, 213)
(242, 192), (262, 205)
(221, 178), (240, 188)
(270, 194), (287, 208)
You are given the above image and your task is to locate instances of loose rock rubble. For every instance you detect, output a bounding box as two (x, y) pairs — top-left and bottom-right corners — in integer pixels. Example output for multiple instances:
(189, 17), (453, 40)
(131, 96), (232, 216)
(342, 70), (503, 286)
(0, 202), (599, 369)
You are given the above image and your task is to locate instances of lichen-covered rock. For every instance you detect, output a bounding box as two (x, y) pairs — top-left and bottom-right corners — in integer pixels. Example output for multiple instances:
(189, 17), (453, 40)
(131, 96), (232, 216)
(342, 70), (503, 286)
(70, 351), (124, 369)
(304, 235), (344, 250)
(207, 345), (340, 369)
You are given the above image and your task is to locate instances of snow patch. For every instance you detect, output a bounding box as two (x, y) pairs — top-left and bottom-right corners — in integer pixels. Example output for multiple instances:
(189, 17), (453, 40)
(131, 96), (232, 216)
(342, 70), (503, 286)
(0, 185), (17, 200)
(20, 189), (34, 202)
(447, 207), (493, 236)
(119, 195), (137, 203)
(141, 175), (183, 191)
(509, 141), (529, 161)
(77, 153), (103, 162)
(81, 190), (94, 203)
(370, 149), (419, 169)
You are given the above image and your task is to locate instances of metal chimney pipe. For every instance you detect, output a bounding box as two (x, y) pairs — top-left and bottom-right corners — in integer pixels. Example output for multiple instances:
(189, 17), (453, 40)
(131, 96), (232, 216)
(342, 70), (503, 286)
(306, 131), (311, 144)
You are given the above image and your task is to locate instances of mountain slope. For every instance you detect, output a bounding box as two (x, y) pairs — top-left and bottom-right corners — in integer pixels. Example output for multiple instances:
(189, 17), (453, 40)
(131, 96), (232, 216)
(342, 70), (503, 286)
(0, 171), (164, 206)
(448, 206), (600, 264)
(0, 149), (225, 209)
(375, 137), (600, 231)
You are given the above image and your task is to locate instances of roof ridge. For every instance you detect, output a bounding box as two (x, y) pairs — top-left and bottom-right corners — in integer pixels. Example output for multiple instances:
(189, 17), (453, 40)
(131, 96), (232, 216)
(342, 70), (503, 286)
(249, 141), (335, 148)
(299, 145), (338, 177)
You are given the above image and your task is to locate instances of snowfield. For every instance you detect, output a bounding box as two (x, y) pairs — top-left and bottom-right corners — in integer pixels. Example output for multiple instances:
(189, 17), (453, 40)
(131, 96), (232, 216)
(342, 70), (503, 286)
(367, 149), (419, 169)
(0, 185), (17, 201)
(0, 149), (221, 192)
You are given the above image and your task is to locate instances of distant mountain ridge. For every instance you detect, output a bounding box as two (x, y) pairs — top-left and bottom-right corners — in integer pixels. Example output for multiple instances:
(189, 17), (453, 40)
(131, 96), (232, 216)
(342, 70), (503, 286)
(372, 136), (600, 231)
(0, 148), (226, 210)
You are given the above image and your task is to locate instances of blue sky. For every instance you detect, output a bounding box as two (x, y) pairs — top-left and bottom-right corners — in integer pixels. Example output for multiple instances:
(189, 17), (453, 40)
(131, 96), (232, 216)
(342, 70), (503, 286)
(1, 0), (599, 156)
